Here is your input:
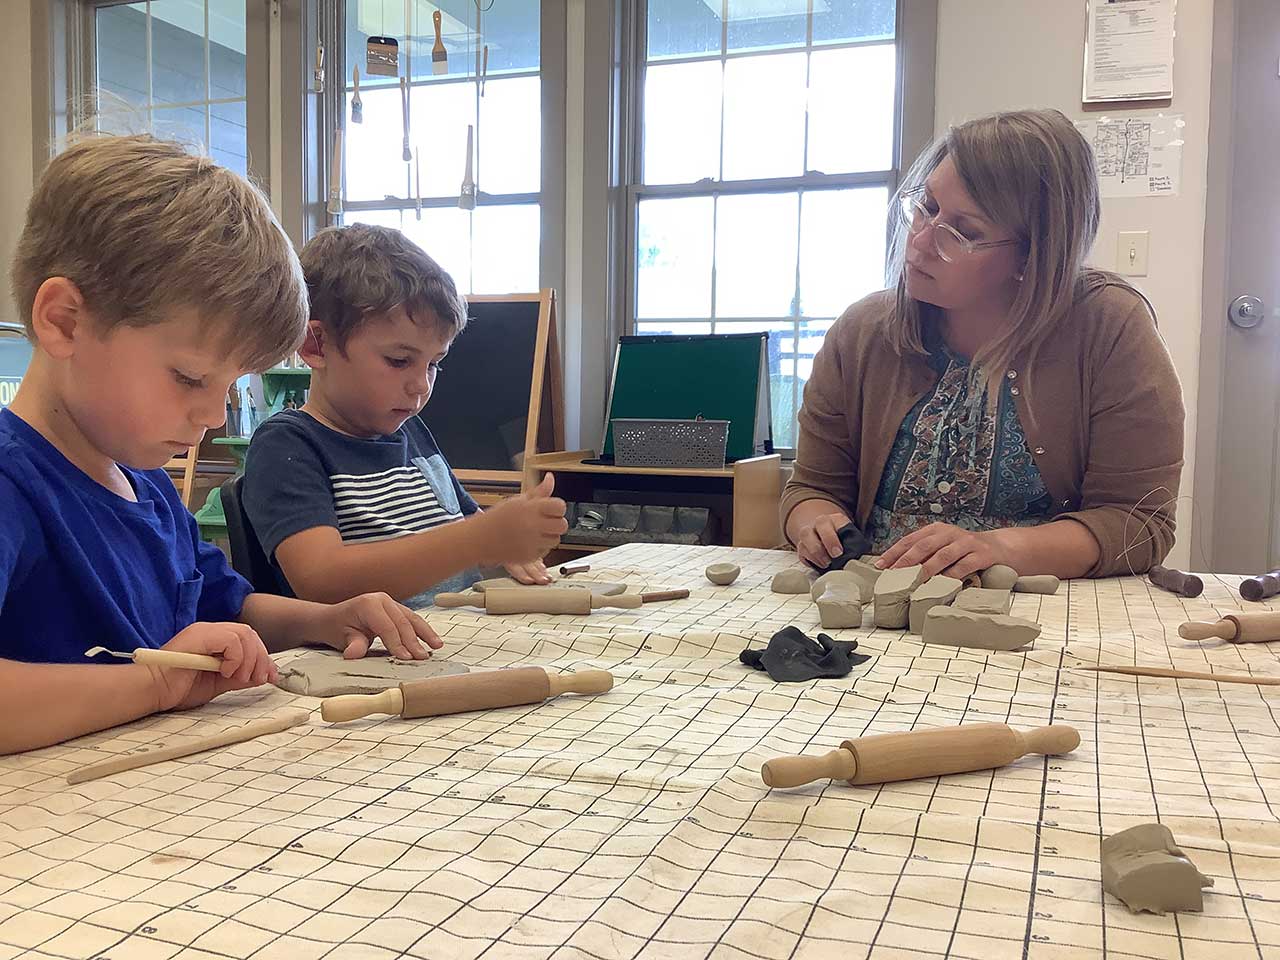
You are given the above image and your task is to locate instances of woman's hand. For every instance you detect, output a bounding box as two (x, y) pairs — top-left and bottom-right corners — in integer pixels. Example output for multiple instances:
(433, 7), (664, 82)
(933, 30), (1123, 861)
(792, 508), (852, 569)
(878, 523), (1007, 580)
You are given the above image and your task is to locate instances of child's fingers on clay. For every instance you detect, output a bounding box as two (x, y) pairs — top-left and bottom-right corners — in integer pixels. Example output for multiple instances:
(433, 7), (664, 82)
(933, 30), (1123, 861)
(377, 598), (430, 660)
(407, 610), (444, 649)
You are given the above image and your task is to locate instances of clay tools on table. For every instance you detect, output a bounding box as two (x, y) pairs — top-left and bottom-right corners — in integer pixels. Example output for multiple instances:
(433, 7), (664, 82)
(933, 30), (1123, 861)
(85, 646), (222, 672)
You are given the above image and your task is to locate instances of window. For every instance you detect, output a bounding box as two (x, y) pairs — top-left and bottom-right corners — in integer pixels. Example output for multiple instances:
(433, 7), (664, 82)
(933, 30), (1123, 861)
(93, 0), (248, 176)
(631, 0), (899, 449)
(342, 0), (542, 295)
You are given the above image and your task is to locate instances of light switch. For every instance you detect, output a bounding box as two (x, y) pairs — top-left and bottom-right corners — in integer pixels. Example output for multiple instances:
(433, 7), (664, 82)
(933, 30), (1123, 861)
(1118, 231), (1149, 276)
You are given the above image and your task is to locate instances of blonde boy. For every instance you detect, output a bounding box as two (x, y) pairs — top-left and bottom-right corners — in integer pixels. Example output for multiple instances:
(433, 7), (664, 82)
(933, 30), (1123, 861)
(1, 136), (440, 755)
(242, 224), (567, 605)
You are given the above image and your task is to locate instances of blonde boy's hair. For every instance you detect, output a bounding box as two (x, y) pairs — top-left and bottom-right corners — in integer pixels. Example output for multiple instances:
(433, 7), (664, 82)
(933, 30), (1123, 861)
(9, 134), (306, 371)
(300, 224), (468, 351)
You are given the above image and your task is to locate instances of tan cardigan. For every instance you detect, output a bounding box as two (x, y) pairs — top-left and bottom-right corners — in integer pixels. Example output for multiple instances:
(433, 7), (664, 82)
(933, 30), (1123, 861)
(781, 284), (1185, 577)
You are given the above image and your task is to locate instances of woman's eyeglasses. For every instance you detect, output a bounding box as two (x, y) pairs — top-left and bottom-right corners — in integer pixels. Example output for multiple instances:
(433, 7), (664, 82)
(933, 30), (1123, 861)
(898, 189), (1021, 263)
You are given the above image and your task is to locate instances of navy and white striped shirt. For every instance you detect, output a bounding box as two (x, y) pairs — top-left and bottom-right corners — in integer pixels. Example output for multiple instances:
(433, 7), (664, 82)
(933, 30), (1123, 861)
(243, 409), (478, 596)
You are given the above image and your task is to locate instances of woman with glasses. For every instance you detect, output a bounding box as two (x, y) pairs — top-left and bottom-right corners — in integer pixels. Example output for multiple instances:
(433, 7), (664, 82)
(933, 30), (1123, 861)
(782, 109), (1183, 581)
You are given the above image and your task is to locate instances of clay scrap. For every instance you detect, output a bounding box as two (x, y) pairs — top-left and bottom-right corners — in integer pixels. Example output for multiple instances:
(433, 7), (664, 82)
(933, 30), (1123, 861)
(1102, 823), (1213, 915)
(816, 584), (862, 629)
(810, 570), (865, 603)
(1013, 574), (1060, 595)
(771, 570), (812, 594)
(908, 575), (963, 634)
(979, 564), (1019, 591)
(922, 607), (1041, 651)
(872, 564), (926, 629)
(952, 587), (1013, 616)
(472, 577), (626, 597)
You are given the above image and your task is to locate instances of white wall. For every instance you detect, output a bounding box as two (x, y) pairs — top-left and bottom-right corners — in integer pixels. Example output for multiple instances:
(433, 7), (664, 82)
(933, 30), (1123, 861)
(0, 0), (34, 324)
(935, 0), (1213, 570)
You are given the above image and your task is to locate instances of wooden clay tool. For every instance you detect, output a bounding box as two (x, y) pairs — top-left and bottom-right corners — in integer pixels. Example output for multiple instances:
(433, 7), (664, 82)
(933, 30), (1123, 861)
(761, 722), (1080, 788)
(67, 709), (310, 784)
(1240, 569), (1280, 602)
(1148, 565), (1204, 598)
(434, 586), (687, 615)
(1178, 611), (1280, 643)
(84, 646), (222, 672)
(321, 667), (613, 723)
(1077, 664), (1280, 687)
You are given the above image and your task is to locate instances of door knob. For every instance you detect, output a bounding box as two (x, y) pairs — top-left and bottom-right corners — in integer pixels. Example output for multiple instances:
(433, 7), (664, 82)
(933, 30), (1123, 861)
(1229, 295), (1264, 329)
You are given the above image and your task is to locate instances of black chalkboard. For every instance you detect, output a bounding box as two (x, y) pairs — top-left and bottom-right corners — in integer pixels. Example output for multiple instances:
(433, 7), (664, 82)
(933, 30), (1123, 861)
(418, 292), (559, 478)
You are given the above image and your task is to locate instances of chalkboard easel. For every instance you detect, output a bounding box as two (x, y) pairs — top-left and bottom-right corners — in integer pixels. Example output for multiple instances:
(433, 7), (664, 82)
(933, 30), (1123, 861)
(420, 290), (564, 493)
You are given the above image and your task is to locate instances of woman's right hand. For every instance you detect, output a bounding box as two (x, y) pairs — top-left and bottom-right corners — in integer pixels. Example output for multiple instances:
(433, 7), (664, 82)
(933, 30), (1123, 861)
(793, 508), (852, 568)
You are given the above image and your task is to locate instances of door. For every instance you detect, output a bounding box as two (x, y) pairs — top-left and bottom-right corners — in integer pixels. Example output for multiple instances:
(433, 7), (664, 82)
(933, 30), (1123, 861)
(1201, 0), (1280, 573)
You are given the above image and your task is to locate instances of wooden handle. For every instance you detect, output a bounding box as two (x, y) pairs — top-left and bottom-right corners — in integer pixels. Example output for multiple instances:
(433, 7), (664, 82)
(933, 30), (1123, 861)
(1240, 570), (1280, 601)
(66, 709), (310, 784)
(132, 649), (224, 672)
(1149, 565), (1204, 598)
(1018, 725), (1081, 756)
(545, 669), (614, 697)
(433, 592), (477, 609)
(320, 687), (405, 723)
(1078, 664), (1280, 686)
(1224, 611), (1280, 643)
(761, 749), (856, 788)
(641, 589), (690, 603)
(1178, 619), (1238, 641)
(596, 594), (643, 610)
(433, 9), (444, 45)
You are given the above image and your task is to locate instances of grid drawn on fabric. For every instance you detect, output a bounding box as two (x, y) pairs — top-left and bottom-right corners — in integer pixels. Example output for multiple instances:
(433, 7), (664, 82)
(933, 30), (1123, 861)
(1, 543), (1278, 959)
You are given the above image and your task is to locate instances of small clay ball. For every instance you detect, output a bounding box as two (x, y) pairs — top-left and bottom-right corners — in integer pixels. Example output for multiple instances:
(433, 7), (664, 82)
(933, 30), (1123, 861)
(705, 562), (741, 586)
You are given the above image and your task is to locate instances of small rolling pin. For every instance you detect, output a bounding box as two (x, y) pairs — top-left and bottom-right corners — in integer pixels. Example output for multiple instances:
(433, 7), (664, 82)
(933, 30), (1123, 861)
(761, 722), (1081, 789)
(1179, 611), (1280, 644)
(1148, 565), (1204, 599)
(434, 586), (687, 615)
(321, 667), (614, 723)
(1240, 569), (1280, 602)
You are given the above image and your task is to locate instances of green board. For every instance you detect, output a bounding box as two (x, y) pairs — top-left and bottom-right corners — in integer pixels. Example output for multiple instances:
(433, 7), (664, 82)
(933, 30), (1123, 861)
(602, 333), (768, 463)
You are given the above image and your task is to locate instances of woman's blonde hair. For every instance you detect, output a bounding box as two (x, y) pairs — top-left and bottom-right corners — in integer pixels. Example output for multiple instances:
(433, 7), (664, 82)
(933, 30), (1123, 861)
(10, 133), (306, 371)
(885, 109), (1146, 388)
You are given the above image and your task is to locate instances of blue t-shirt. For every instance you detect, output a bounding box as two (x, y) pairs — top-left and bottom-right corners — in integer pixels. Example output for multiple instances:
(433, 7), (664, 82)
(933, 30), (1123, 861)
(243, 410), (480, 601)
(0, 409), (253, 664)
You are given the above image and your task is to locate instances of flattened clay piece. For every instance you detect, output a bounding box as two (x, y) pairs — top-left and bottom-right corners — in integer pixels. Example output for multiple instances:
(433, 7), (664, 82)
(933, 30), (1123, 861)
(705, 563), (741, 586)
(979, 564), (1019, 591)
(922, 607), (1040, 651)
(953, 587), (1013, 616)
(908, 575), (963, 634)
(1014, 574), (1061, 595)
(275, 648), (469, 697)
(810, 571), (864, 604)
(872, 564), (926, 629)
(816, 587), (862, 629)
(1102, 823), (1213, 915)
(472, 577), (626, 598)
(771, 570), (812, 594)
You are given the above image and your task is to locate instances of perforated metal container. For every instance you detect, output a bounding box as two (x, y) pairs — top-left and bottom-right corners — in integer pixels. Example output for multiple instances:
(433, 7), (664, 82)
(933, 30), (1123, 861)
(612, 418), (729, 469)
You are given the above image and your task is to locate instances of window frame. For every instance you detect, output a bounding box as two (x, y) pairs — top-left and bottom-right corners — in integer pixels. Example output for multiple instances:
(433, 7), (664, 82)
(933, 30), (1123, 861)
(619, 0), (936, 457)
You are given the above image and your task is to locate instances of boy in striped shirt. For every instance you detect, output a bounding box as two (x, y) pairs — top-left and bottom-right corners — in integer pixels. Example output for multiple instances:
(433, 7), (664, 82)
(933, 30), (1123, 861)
(243, 224), (566, 606)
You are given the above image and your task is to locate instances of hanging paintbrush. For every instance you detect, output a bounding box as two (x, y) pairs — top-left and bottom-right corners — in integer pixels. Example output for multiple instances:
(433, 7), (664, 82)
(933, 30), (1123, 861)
(313, 42), (325, 93)
(367, 35), (398, 75)
(351, 66), (363, 123)
(480, 45), (488, 96)
(414, 147), (422, 221)
(432, 9), (448, 74)
(459, 124), (476, 210)
(399, 76), (412, 162)
(327, 127), (343, 217)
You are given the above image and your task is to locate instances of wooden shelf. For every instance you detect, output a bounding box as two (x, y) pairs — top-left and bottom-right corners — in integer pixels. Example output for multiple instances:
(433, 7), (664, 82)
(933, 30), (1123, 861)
(527, 450), (735, 479)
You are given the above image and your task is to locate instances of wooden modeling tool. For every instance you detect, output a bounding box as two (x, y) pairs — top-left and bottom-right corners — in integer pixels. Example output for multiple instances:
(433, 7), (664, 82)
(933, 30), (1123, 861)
(1241, 569), (1280, 602)
(66, 709), (310, 784)
(459, 124), (476, 210)
(1077, 665), (1280, 687)
(433, 587), (687, 615)
(1178, 611), (1280, 643)
(560, 563), (590, 576)
(431, 9), (448, 74)
(1148, 565), (1203, 598)
(327, 127), (343, 216)
(321, 667), (613, 723)
(761, 722), (1080, 789)
(84, 646), (222, 672)
(399, 76), (412, 162)
(351, 66), (363, 123)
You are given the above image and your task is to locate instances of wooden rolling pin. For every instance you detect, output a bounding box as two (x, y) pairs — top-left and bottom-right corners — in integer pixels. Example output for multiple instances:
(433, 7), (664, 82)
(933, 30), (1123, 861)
(434, 587), (687, 614)
(1179, 611), (1280, 643)
(321, 667), (614, 723)
(66, 709), (310, 784)
(761, 722), (1080, 789)
(1240, 569), (1280, 602)
(1148, 565), (1204, 599)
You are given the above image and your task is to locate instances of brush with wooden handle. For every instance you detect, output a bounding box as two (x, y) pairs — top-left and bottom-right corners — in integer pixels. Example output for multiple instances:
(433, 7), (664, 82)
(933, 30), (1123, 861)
(84, 646), (223, 672)
(761, 722), (1080, 789)
(434, 586), (687, 615)
(321, 667), (614, 723)
(1179, 611), (1280, 643)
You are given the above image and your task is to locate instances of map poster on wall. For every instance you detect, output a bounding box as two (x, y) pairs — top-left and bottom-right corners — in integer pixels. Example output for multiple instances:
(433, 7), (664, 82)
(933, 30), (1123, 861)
(1083, 0), (1176, 103)
(1075, 114), (1184, 198)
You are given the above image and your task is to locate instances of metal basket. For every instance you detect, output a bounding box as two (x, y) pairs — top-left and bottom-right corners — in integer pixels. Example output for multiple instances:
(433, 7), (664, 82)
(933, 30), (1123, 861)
(612, 418), (729, 469)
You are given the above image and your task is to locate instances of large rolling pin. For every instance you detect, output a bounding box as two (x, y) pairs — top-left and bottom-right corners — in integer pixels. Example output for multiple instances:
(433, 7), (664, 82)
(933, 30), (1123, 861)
(761, 722), (1080, 788)
(1179, 611), (1280, 643)
(434, 587), (686, 614)
(321, 667), (614, 722)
